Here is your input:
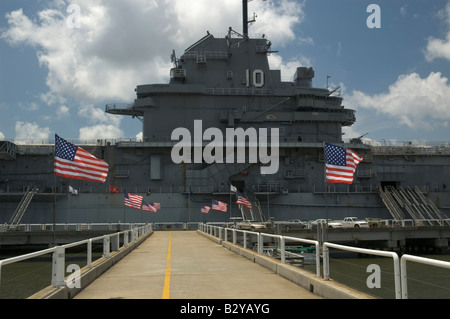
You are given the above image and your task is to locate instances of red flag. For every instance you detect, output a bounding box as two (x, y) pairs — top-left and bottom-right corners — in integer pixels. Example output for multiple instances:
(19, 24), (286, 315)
(325, 143), (363, 184)
(110, 185), (119, 193)
(54, 134), (109, 183)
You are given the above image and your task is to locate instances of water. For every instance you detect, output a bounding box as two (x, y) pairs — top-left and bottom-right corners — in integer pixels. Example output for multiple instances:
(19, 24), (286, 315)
(0, 247), (104, 299)
(304, 252), (450, 299)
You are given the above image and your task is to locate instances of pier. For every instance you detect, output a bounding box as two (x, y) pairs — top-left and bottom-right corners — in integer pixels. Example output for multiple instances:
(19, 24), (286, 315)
(28, 228), (372, 300)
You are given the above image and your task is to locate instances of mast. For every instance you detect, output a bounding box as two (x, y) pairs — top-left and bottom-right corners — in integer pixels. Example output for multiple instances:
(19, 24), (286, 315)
(242, 0), (248, 38)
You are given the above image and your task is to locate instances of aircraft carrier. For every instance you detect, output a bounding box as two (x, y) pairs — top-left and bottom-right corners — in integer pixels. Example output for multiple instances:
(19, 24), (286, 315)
(1, 1), (449, 227)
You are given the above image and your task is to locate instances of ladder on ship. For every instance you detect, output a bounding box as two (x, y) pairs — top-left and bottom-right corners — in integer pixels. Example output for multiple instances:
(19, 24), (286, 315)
(8, 186), (38, 230)
(379, 186), (450, 226)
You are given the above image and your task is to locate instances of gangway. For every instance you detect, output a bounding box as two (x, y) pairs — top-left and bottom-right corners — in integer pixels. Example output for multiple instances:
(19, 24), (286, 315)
(8, 186), (38, 230)
(379, 186), (449, 226)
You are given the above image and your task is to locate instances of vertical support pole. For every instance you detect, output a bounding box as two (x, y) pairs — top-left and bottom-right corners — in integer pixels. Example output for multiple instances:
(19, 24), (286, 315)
(103, 236), (110, 258)
(51, 246), (66, 287)
(87, 239), (92, 268)
(280, 236), (285, 264)
(258, 233), (263, 255)
(124, 230), (129, 247)
(323, 244), (330, 280)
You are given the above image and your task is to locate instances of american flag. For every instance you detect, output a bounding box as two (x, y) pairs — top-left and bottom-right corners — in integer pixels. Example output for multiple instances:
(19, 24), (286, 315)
(54, 134), (109, 183)
(124, 193), (143, 210)
(201, 205), (211, 214)
(211, 200), (227, 212)
(324, 143), (363, 184)
(236, 191), (252, 209)
(142, 200), (158, 212)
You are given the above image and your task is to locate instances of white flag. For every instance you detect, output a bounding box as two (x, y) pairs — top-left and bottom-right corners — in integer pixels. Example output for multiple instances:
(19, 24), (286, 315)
(230, 185), (237, 192)
(69, 185), (78, 195)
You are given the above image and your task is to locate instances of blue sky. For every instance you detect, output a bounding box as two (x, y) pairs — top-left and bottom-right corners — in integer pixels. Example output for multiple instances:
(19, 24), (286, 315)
(1, 0), (450, 144)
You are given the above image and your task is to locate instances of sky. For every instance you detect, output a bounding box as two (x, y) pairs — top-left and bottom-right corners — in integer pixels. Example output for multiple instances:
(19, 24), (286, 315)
(1, 0), (450, 144)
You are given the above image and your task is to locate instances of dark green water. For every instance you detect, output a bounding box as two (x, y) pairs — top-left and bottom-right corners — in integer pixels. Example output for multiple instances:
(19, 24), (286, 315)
(0, 247), (104, 299)
(304, 252), (450, 299)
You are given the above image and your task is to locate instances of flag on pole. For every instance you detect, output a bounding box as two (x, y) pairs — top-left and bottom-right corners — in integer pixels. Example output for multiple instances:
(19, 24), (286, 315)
(109, 185), (119, 193)
(142, 201), (158, 212)
(324, 143), (363, 184)
(230, 185), (237, 192)
(68, 185), (78, 195)
(201, 205), (211, 214)
(54, 134), (109, 183)
(211, 200), (227, 212)
(124, 193), (143, 210)
(153, 203), (161, 210)
(236, 191), (252, 209)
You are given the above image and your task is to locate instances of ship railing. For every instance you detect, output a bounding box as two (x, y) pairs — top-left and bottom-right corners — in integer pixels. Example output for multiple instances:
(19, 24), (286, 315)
(400, 254), (450, 299)
(2, 223), (146, 232)
(201, 223), (450, 299)
(322, 242), (402, 299)
(199, 224), (321, 278)
(205, 87), (270, 95)
(0, 224), (153, 291)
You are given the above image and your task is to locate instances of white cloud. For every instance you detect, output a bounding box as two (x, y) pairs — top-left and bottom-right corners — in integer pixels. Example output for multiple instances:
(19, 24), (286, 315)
(344, 72), (450, 133)
(14, 121), (51, 143)
(79, 124), (123, 140)
(1, 0), (304, 139)
(425, 3), (450, 61)
(57, 105), (70, 118)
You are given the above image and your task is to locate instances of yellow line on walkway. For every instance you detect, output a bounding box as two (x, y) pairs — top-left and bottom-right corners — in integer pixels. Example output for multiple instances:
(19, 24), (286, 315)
(162, 232), (172, 299)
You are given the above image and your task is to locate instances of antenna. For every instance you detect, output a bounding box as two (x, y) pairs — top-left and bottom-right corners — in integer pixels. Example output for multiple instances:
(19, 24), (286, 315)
(243, 0), (249, 38)
(242, 0), (268, 38)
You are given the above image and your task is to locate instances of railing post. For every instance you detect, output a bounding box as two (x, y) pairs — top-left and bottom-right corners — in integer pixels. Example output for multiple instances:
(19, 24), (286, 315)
(280, 236), (285, 264)
(51, 246), (66, 287)
(112, 233), (119, 251)
(233, 229), (236, 244)
(243, 231), (247, 249)
(224, 227), (228, 242)
(323, 244), (330, 280)
(87, 239), (92, 268)
(103, 235), (110, 258)
(258, 233), (263, 255)
(124, 230), (129, 247)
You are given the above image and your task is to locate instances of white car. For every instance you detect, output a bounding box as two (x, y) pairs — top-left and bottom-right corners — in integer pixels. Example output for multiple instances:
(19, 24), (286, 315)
(282, 219), (308, 231)
(237, 220), (267, 231)
(310, 219), (343, 229)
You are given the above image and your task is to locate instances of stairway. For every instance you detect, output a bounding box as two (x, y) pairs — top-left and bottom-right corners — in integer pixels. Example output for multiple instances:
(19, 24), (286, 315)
(8, 186), (38, 230)
(379, 186), (449, 226)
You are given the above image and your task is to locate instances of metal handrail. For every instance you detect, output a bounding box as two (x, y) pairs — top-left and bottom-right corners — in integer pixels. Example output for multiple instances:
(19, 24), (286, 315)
(400, 254), (450, 299)
(200, 224), (321, 277)
(323, 242), (401, 299)
(0, 224), (153, 290)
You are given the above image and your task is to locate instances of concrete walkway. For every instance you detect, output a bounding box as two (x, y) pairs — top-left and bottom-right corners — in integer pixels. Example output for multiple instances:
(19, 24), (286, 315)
(74, 230), (322, 299)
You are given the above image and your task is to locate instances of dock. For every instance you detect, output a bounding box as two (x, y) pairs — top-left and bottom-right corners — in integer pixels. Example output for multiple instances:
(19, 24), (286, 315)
(73, 230), (323, 299)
